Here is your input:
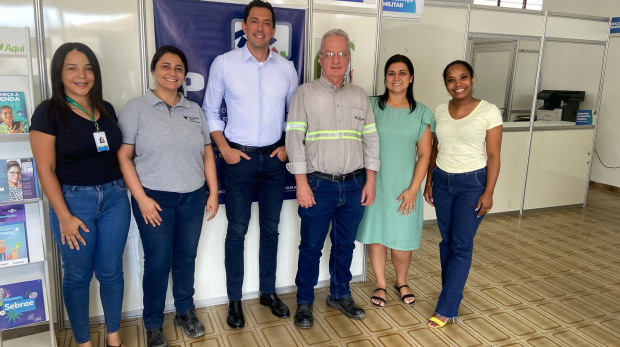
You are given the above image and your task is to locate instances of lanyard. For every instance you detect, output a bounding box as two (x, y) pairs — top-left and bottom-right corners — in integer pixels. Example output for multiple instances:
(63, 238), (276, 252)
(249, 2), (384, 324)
(65, 96), (99, 132)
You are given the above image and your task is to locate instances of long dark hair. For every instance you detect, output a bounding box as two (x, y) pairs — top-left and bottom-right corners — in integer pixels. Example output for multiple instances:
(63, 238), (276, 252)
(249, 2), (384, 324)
(442, 60), (475, 83)
(377, 54), (416, 113)
(46, 42), (112, 125)
(150, 45), (189, 94)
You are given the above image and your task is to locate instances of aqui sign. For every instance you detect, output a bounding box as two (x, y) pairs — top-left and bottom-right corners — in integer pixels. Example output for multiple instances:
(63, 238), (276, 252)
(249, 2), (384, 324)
(0, 27), (27, 56)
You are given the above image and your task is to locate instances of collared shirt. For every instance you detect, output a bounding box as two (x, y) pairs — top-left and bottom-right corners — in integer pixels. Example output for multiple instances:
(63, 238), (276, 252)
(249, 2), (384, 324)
(118, 90), (211, 193)
(285, 76), (380, 175)
(202, 45), (299, 146)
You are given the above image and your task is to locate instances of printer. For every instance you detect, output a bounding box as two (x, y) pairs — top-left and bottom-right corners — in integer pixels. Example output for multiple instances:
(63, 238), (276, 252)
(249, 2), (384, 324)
(536, 90), (585, 122)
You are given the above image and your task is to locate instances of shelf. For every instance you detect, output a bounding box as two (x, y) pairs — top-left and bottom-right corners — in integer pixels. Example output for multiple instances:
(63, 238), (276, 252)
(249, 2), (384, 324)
(0, 134), (30, 143)
(0, 198), (40, 207)
(0, 258), (45, 270)
(2, 331), (53, 347)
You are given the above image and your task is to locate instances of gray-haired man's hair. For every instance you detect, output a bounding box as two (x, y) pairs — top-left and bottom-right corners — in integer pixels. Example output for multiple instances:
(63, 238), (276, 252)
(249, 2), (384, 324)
(320, 29), (351, 53)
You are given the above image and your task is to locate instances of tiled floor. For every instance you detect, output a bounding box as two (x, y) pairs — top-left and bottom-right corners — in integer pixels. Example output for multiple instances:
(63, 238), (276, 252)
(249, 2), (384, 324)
(55, 187), (620, 347)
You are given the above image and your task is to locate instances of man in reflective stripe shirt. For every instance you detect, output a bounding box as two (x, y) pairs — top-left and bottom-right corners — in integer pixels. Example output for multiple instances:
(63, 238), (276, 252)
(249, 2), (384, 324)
(285, 29), (379, 328)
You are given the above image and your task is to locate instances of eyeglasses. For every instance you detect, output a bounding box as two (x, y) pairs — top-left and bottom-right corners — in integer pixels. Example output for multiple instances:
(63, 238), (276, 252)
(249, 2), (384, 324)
(320, 51), (350, 59)
(8, 171), (21, 176)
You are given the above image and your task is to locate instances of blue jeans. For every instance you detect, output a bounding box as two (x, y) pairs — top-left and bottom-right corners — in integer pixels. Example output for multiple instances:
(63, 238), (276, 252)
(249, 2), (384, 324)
(132, 184), (206, 331)
(49, 179), (130, 344)
(295, 174), (365, 304)
(432, 167), (486, 319)
(224, 153), (286, 301)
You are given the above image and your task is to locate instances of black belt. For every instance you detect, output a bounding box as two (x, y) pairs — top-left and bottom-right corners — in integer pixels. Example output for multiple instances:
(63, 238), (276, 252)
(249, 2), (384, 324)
(309, 169), (364, 182)
(228, 141), (282, 154)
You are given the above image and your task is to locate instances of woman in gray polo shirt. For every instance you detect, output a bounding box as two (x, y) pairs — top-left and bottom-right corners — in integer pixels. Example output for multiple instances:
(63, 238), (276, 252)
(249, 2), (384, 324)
(117, 46), (219, 347)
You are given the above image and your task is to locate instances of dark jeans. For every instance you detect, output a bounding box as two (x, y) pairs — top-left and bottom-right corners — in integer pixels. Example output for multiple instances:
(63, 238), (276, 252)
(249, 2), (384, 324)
(295, 174), (365, 304)
(432, 167), (486, 319)
(131, 184), (207, 331)
(224, 152), (286, 301)
(49, 179), (130, 344)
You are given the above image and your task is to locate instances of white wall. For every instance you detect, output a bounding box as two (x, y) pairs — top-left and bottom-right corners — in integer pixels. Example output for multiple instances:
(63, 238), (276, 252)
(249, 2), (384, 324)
(544, 0), (620, 188)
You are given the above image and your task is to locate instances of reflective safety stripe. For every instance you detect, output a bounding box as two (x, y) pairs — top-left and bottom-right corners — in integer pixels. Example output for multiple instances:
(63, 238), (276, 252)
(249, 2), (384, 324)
(362, 123), (377, 134)
(286, 122), (308, 131)
(305, 130), (362, 142)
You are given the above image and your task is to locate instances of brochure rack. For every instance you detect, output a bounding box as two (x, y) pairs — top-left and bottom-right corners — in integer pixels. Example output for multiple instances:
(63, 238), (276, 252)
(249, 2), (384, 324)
(0, 26), (57, 347)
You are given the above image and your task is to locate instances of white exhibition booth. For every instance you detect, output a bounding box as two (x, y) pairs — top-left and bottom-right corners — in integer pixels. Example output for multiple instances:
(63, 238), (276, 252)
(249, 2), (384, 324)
(0, 0), (613, 332)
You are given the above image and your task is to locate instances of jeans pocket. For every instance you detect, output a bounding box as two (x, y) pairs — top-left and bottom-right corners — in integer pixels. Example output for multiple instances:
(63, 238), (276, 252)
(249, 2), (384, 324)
(114, 179), (128, 192)
(354, 174), (365, 189)
(474, 172), (487, 188)
(62, 186), (76, 199)
(308, 177), (320, 191)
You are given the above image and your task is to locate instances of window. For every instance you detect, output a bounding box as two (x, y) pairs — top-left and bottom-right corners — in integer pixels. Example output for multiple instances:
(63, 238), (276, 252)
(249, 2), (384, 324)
(474, 0), (543, 11)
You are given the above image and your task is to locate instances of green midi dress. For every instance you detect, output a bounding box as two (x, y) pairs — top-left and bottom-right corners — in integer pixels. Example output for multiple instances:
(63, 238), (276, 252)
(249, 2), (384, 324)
(356, 97), (435, 251)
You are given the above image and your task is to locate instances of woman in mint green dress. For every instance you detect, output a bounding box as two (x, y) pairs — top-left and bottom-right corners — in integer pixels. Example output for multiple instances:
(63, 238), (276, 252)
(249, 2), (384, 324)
(357, 55), (434, 308)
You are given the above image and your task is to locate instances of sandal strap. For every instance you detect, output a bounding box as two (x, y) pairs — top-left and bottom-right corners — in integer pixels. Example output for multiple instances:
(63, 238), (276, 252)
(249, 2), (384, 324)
(374, 287), (387, 293)
(395, 284), (410, 291)
(400, 294), (415, 299)
(428, 317), (447, 327)
(370, 295), (386, 303)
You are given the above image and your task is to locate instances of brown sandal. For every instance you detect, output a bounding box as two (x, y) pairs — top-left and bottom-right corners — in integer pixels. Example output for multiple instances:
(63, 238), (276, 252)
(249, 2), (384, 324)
(370, 288), (387, 309)
(394, 284), (415, 306)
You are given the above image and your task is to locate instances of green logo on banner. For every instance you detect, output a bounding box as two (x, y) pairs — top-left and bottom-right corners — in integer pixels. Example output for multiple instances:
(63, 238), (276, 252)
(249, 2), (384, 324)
(0, 42), (25, 54)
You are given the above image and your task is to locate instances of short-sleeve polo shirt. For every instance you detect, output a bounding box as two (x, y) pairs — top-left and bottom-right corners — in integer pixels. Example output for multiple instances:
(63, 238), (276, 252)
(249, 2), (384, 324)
(118, 90), (211, 193)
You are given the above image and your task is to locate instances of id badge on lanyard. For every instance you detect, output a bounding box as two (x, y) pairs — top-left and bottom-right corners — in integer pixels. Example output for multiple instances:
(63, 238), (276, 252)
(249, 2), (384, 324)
(93, 132), (109, 152)
(65, 96), (109, 152)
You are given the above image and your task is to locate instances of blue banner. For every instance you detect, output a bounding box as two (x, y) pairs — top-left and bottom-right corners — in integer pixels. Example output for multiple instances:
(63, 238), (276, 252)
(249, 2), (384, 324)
(576, 110), (593, 126)
(153, 0), (305, 203)
(0, 280), (46, 330)
(612, 17), (620, 34)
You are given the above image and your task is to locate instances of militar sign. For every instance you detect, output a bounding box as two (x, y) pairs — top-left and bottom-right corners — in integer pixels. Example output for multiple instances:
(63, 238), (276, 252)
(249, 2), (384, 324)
(383, 0), (424, 20)
(153, 0), (305, 203)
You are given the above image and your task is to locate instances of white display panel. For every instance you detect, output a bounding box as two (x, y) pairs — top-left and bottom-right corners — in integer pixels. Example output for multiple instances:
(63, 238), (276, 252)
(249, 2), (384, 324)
(524, 128), (595, 210)
(312, 11), (378, 95)
(379, 6), (468, 112)
(540, 41), (606, 113)
(590, 37), (620, 188)
(511, 49), (539, 113)
(492, 130), (529, 213)
(42, 0), (143, 112)
(473, 49), (513, 112)
(546, 16), (610, 42)
(469, 8), (544, 38)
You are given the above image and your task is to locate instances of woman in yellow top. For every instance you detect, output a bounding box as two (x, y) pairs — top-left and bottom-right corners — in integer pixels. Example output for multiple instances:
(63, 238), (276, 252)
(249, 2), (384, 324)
(423, 60), (502, 328)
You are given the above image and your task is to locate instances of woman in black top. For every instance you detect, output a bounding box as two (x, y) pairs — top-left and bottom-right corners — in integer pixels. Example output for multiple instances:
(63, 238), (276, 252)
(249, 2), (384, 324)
(30, 43), (129, 347)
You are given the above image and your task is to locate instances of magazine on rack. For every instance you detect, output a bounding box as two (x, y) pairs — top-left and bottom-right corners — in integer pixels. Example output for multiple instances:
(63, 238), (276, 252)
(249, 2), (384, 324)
(0, 204), (29, 268)
(0, 92), (29, 134)
(0, 158), (38, 202)
(0, 280), (46, 330)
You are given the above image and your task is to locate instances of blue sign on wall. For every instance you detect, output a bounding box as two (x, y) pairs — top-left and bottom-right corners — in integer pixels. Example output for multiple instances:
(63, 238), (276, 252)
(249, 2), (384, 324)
(611, 17), (620, 34)
(153, 0), (305, 203)
(383, 0), (417, 14)
(576, 110), (593, 126)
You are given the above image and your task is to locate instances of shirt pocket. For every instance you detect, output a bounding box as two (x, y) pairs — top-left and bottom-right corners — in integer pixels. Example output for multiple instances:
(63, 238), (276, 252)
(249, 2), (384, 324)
(350, 108), (366, 133)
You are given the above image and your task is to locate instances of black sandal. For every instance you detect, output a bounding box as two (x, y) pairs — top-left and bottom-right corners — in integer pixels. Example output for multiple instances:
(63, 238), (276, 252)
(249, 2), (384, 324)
(370, 288), (387, 309)
(394, 284), (415, 306)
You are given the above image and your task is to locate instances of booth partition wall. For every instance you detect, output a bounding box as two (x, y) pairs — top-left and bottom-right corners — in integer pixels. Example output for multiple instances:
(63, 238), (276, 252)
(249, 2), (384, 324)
(0, 0), (611, 328)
